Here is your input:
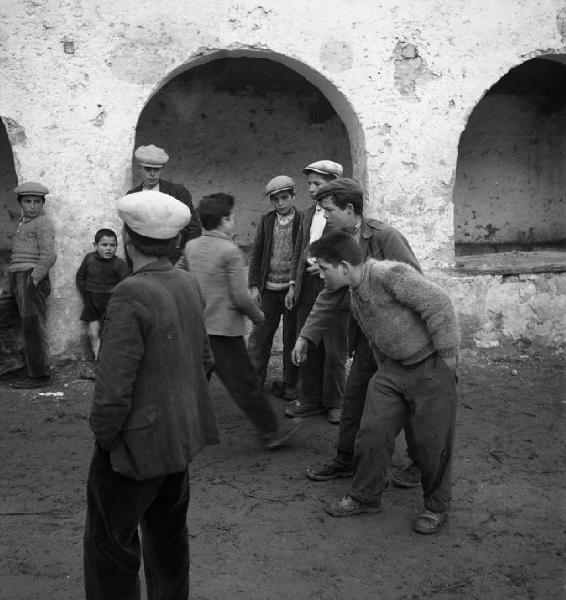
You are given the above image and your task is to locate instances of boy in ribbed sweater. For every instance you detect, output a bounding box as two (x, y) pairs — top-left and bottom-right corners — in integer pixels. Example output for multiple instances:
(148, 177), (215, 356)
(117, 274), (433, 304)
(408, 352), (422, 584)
(300, 230), (459, 535)
(76, 228), (128, 360)
(8, 182), (57, 389)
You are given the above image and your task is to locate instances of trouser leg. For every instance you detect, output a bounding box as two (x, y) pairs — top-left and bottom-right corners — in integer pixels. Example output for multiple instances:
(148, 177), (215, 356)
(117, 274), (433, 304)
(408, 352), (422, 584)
(320, 310), (349, 409)
(333, 334), (377, 468)
(12, 271), (51, 377)
(403, 355), (458, 513)
(247, 290), (283, 386)
(295, 277), (324, 405)
(84, 445), (161, 600)
(281, 300), (299, 387)
(349, 368), (407, 504)
(142, 470), (191, 600)
(210, 335), (279, 436)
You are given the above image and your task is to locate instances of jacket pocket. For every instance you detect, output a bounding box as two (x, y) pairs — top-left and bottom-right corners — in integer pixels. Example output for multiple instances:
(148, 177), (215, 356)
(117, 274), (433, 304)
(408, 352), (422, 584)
(122, 405), (159, 430)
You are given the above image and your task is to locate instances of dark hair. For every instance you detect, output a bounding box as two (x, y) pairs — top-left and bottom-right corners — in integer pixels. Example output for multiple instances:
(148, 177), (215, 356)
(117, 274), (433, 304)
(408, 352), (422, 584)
(197, 193), (235, 231)
(94, 228), (118, 243)
(123, 223), (178, 257)
(309, 231), (363, 267)
(323, 190), (364, 216)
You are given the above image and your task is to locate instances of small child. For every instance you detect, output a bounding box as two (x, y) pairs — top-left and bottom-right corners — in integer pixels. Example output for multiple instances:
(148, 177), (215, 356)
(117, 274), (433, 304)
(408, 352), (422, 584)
(8, 182), (57, 389)
(76, 228), (128, 360)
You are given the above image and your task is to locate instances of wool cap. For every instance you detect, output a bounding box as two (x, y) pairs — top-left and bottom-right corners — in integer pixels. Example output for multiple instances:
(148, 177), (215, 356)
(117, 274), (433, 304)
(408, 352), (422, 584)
(134, 144), (169, 167)
(314, 177), (363, 202)
(117, 190), (191, 239)
(303, 160), (343, 178)
(15, 181), (49, 196)
(265, 175), (296, 197)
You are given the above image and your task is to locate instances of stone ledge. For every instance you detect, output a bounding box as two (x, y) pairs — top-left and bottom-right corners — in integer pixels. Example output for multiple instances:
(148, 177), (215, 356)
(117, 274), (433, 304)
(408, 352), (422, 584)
(449, 251), (566, 276)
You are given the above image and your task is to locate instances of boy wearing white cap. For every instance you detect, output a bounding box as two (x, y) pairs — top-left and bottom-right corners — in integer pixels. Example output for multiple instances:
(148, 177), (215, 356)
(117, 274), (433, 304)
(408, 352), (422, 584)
(183, 193), (301, 450)
(247, 175), (301, 400)
(284, 160), (349, 424)
(8, 182), (56, 389)
(128, 144), (202, 262)
(84, 190), (218, 600)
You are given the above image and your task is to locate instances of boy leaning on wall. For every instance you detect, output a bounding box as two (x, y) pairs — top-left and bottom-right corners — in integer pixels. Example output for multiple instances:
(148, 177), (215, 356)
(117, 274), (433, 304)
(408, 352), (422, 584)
(8, 182), (56, 389)
(76, 228), (128, 363)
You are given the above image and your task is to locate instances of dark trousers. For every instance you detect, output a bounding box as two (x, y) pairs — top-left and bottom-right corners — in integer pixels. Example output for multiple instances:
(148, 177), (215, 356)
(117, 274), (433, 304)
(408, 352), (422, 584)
(296, 273), (348, 409)
(209, 335), (279, 437)
(10, 270), (51, 378)
(84, 445), (190, 600)
(247, 288), (299, 387)
(350, 353), (458, 513)
(332, 333), (417, 468)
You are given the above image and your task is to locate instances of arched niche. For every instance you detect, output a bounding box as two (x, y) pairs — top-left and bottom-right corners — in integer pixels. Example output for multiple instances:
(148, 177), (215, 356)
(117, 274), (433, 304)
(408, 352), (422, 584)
(453, 55), (566, 274)
(0, 118), (18, 292)
(133, 52), (361, 249)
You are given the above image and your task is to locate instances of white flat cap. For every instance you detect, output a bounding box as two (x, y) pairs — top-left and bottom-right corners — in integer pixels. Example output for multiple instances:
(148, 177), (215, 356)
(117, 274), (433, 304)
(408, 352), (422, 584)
(303, 160), (343, 178)
(134, 144), (169, 167)
(117, 191), (191, 239)
(15, 181), (49, 196)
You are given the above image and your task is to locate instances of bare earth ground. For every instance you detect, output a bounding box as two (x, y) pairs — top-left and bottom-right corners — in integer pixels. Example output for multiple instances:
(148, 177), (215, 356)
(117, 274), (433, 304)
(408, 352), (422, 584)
(0, 345), (565, 600)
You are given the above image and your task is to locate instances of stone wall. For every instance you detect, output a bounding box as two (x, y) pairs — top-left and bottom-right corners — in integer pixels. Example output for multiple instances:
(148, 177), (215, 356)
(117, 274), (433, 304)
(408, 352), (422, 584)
(0, 0), (564, 353)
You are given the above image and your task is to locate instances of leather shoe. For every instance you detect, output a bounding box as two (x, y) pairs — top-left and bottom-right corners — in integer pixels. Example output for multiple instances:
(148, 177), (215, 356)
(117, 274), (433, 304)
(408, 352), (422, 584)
(325, 494), (383, 518)
(11, 375), (52, 389)
(306, 462), (353, 481)
(285, 400), (325, 418)
(413, 510), (448, 534)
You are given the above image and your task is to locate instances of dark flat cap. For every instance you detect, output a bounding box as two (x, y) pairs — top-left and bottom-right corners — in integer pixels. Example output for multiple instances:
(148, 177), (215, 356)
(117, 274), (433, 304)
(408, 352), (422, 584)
(314, 177), (363, 202)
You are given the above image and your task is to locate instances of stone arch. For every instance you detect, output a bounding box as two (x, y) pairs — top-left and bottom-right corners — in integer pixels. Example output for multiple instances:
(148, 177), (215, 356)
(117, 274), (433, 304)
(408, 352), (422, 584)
(0, 117), (19, 290)
(133, 49), (364, 248)
(453, 54), (566, 264)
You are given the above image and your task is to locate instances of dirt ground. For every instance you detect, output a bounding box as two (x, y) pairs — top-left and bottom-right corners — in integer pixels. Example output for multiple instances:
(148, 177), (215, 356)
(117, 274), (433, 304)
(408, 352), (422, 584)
(0, 344), (564, 600)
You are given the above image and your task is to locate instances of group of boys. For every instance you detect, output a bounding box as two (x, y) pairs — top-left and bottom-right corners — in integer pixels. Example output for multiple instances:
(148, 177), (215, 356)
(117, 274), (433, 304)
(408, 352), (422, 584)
(6, 144), (460, 599)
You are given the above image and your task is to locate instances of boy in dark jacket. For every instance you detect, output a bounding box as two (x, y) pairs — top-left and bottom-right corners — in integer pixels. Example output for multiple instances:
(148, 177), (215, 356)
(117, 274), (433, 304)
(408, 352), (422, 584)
(76, 228), (128, 360)
(247, 175), (301, 400)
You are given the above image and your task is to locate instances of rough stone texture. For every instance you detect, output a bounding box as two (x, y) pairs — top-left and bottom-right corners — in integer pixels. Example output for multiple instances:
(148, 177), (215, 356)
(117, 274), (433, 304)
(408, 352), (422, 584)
(0, 0), (564, 353)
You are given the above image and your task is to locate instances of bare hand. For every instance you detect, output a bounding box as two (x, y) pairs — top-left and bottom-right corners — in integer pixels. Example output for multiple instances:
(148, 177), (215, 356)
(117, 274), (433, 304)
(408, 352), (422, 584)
(442, 356), (458, 373)
(306, 263), (320, 276)
(254, 309), (266, 327)
(249, 286), (261, 304)
(292, 337), (309, 366)
(284, 286), (295, 310)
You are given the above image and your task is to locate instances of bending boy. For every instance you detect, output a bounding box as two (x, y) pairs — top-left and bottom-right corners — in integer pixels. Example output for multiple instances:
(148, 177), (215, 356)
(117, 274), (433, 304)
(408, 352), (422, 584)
(302, 230), (459, 534)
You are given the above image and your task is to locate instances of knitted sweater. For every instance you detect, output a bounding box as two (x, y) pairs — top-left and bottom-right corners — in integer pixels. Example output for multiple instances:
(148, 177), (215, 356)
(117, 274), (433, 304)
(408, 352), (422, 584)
(9, 212), (56, 281)
(351, 259), (459, 365)
(76, 252), (129, 295)
(265, 213), (294, 290)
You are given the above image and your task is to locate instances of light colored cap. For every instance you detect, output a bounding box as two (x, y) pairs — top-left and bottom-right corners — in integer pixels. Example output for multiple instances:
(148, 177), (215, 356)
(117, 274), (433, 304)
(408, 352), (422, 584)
(265, 175), (296, 197)
(15, 181), (49, 196)
(303, 160), (343, 178)
(117, 190), (191, 239)
(134, 144), (169, 167)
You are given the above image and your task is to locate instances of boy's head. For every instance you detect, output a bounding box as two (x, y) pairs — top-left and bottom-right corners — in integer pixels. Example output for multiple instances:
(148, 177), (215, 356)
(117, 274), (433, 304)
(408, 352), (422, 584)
(303, 160), (343, 201)
(197, 193), (235, 234)
(117, 190), (191, 258)
(94, 229), (118, 260)
(308, 230), (363, 291)
(134, 144), (169, 190)
(315, 178), (364, 230)
(15, 181), (48, 219)
(264, 175), (295, 216)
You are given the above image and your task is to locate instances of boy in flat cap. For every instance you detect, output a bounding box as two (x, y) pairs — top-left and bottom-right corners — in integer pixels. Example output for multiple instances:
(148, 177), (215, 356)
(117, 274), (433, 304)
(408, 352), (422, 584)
(292, 178), (423, 489)
(306, 230), (459, 534)
(284, 160), (349, 424)
(84, 190), (218, 600)
(8, 182), (56, 389)
(182, 193), (301, 450)
(128, 144), (201, 262)
(247, 175), (301, 401)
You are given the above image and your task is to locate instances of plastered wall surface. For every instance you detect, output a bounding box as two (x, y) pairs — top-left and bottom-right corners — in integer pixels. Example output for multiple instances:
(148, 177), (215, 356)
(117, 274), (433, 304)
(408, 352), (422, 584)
(0, 0), (564, 353)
